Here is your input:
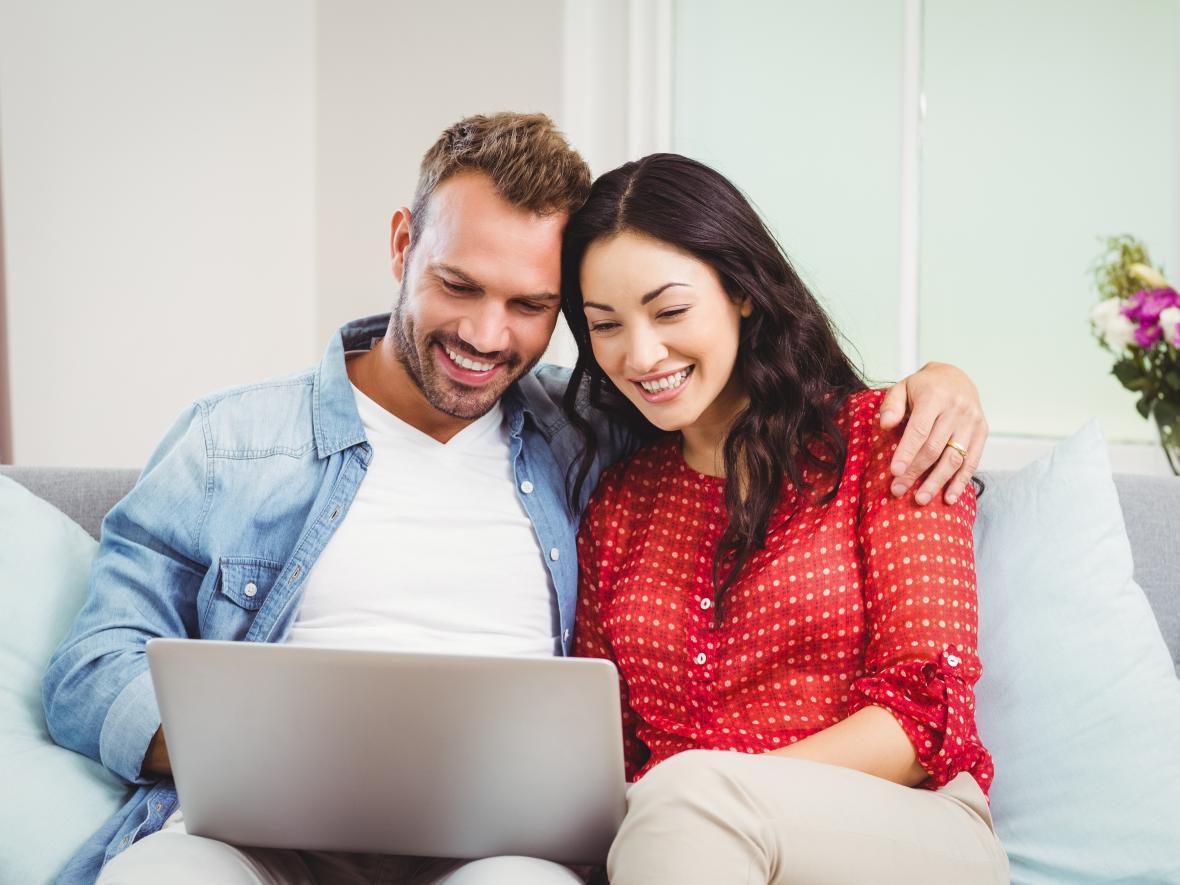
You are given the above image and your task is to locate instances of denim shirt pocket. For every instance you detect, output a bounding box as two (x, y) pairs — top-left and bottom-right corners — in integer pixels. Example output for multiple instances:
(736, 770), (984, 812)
(202, 557), (284, 638)
(217, 557), (283, 610)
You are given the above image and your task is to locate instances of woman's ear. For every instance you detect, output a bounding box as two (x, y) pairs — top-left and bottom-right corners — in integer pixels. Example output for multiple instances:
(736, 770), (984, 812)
(739, 297), (754, 318)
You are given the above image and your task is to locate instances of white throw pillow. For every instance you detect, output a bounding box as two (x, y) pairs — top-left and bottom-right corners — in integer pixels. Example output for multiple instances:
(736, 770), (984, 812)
(0, 475), (130, 884)
(974, 421), (1180, 883)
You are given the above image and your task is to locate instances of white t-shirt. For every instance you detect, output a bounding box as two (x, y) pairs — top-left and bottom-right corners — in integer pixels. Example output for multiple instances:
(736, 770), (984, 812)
(285, 383), (559, 657)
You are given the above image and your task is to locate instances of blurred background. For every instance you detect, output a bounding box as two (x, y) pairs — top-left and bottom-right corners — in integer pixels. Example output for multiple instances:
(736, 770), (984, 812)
(0, 0), (1176, 470)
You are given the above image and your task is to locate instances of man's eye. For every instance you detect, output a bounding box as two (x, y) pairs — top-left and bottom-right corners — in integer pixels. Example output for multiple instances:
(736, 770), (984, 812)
(442, 280), (475, 294)
(518, 301), (550, 314)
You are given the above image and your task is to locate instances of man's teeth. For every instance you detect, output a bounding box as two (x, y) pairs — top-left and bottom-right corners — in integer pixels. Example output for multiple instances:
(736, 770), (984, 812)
(445, 347), (496, 372)
(639, 369), (690, 393)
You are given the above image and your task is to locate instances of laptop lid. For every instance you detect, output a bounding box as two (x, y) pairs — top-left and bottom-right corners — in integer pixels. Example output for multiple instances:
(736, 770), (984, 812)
(146, 638), (627, 864)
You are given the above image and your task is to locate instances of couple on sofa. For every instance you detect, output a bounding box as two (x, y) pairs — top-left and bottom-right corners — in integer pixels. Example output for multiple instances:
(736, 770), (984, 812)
(44, 112), (1008, 884)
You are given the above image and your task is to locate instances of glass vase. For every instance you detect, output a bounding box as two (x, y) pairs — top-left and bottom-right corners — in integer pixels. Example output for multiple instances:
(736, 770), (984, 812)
(1155, 408), (1180, 476)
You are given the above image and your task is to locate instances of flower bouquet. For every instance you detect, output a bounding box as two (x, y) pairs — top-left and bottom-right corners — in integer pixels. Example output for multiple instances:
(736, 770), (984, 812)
(1090, 235), (1180, 474)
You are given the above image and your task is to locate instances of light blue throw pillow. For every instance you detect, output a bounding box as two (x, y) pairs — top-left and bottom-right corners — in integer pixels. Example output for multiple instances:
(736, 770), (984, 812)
(0, 475), (131, 884)
(974, 422), (1180, 883)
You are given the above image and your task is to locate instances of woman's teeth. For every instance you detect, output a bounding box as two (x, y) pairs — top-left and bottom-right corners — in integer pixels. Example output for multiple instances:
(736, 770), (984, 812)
(446, 347), (496, 372)
(639, 368), (690, 393)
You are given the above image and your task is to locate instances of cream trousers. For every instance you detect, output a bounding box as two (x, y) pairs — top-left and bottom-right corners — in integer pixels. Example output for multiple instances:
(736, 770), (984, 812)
(607, 750), (1009, 885)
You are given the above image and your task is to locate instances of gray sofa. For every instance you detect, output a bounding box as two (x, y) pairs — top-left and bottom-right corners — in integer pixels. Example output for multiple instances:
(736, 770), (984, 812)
(4, 465), (1177, 674)
(4, 463), (1180, 885)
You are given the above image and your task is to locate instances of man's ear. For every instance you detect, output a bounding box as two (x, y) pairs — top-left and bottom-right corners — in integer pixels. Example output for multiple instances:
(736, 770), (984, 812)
(390, 208), (413, 282)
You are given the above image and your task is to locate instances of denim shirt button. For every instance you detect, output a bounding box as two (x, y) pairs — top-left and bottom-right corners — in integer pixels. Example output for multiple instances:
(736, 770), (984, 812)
(244, 582), (258, 598)
(520, 480), (534, 494)
(549, 547), (560, 561)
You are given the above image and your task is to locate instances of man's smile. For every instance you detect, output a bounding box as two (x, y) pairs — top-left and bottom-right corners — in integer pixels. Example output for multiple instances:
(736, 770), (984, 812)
(433, 342), (506, 387)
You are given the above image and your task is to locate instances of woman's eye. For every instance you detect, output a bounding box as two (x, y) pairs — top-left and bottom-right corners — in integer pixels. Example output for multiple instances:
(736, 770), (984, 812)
(589, 321), (619, 333)
(658, 307), (689, 320)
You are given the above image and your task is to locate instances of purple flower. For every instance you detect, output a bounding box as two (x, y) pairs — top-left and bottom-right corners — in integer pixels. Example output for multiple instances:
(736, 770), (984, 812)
(1134, 324), (1163, 349)
(1121, 288), (1180, 348)
(1122, 287), (1180, 323)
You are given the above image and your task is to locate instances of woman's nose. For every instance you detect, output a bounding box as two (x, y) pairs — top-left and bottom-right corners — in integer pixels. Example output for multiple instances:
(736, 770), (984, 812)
(624, 324), (669, 375)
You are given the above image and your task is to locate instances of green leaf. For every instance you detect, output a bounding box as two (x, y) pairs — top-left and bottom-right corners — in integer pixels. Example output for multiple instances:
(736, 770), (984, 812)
(1112, 359), (1146, 389)
(1165, 371), (1180, 391)
(1153, 399), (1180, 427)
(1136, 396), (1153, 419)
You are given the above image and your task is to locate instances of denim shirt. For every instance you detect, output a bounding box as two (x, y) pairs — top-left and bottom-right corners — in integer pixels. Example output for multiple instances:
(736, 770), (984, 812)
(42, 313), (635, 884)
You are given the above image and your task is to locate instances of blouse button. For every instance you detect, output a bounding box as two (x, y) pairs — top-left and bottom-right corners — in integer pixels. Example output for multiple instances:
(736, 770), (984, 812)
(694, 653), (707, 665)
(946, 654), (961, 668)
(699, 598), (712, 610)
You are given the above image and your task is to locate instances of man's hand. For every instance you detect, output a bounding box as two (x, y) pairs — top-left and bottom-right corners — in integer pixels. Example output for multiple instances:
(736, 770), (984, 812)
(141, 725), (172, 778)
(878, 362), (987, 505)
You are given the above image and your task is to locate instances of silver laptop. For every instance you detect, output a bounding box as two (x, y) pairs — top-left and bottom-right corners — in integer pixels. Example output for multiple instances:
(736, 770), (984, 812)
(146, 638), (627, 864)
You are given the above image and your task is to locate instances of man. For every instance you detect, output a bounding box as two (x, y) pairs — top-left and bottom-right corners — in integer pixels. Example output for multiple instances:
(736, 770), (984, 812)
(44, 113), (987, 885)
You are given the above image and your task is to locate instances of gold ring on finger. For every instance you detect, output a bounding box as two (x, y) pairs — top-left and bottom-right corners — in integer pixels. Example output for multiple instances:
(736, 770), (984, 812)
(945, 440), (969, 458)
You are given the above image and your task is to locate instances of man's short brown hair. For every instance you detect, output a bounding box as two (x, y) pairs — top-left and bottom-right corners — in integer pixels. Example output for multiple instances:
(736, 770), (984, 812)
(410, 112), (591, 236)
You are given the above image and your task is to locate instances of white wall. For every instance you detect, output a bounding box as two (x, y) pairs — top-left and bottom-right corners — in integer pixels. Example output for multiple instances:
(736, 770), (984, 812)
(4, 2), (1174, 473)
(0, 0), (567, 467)
(0, 0), (318, 467)
(314, 0), (565, 345)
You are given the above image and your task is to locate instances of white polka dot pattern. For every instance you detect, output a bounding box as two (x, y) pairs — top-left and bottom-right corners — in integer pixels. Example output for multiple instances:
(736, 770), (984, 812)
(573, 388), (993, 795)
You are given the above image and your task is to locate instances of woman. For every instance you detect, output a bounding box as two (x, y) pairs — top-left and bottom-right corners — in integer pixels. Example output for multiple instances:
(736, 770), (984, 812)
(561, 155), (1008, 884)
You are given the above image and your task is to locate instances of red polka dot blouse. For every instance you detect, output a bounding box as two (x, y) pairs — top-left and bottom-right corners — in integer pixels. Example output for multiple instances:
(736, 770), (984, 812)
(574, 389), (992, 795)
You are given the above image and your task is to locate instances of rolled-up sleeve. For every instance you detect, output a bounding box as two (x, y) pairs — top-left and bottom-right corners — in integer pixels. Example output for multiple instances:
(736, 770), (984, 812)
(42, 403), (211, 784)
(849, 423), (993, 794)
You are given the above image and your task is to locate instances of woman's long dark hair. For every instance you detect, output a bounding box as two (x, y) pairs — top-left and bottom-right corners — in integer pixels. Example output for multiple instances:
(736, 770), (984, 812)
(561, 154), (867, 618)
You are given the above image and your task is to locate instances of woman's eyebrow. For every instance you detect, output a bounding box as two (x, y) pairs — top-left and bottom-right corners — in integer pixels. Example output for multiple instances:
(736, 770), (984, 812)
(584, 282), (688, 312)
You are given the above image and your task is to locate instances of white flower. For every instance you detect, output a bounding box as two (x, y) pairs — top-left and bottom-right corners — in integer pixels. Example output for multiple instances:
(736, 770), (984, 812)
(1090, 298), (1136, 350)
(1160, 306), (1180, 348)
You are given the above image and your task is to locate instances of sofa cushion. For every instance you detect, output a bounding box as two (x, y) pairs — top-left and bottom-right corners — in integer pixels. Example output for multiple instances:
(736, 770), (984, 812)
(1114, 473), (1180, 673)
(0, 475), (131, 884)
(0, 466), (140, 541)
(974, 421), (1180, 883)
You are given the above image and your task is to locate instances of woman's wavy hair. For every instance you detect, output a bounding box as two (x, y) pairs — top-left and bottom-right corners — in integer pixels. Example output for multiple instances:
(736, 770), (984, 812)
(561, 153), (867, 617)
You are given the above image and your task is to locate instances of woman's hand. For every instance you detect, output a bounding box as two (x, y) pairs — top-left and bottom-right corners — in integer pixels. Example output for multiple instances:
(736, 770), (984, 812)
(878, 362), (987, 505)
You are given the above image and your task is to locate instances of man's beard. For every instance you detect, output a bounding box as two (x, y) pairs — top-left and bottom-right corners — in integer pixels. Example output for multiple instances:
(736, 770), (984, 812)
(389, 276), (535, 420)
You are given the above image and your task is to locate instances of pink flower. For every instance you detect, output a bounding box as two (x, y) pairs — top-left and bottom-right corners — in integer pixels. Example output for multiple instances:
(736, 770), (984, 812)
(1122, 288), (1180, 349)
(1133, 324), (1163, 348)
(1123, 287), (1180, 321)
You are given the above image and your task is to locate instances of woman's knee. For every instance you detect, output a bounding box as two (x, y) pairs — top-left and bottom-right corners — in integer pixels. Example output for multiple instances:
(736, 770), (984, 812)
(626, 749), (742, 812)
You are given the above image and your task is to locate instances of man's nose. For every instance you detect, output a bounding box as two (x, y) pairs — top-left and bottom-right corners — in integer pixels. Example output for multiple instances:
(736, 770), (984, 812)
(456, 302), (511, 356)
